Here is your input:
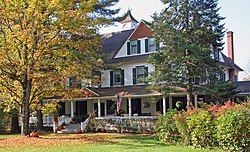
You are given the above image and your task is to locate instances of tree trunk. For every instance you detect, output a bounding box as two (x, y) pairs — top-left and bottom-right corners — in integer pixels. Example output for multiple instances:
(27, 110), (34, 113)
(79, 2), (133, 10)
(21, 101), (30, 135)
(186, 91), (193, 109)
(11, 109), (20, 134)
(21, 77), (32, 135)
(36, 101), (44, 131)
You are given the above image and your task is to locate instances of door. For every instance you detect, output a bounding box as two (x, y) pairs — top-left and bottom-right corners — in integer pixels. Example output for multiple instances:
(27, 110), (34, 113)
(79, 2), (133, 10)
(76, 101), (87, 116)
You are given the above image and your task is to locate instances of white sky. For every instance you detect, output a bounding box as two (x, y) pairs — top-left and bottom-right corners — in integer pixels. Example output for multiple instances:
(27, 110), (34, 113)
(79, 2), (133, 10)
(101, 0), (250, 80)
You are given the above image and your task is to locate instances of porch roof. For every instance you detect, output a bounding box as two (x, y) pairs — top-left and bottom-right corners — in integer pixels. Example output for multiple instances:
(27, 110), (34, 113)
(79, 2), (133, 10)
(91, 85), (158, 97)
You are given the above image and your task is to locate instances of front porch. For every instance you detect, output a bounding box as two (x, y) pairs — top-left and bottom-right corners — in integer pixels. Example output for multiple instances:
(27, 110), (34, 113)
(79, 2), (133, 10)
(41, 85), (205, 133)
(58, 93), (202, 120)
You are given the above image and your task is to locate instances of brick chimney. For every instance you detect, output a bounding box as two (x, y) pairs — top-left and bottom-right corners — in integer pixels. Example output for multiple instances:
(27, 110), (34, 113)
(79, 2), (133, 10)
(227, 31), (234, 62)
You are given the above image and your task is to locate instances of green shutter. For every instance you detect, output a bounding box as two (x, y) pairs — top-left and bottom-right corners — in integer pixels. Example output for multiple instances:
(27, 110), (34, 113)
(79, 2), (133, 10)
(132, 68), (137, 84)
(110, 71), (113, 86)
(145, 39), (149, 52)
(121, 69), (124, 85)
(67, 77), (73, 88)
(156, 42), (160, 51)
(137, 40), (141, 54)
(144, 67), (149, 78)
(127, 42), (130, 55)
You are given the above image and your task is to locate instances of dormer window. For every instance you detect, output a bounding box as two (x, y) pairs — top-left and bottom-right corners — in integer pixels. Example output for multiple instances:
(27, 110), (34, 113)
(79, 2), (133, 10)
(148, 38), (156, 52)
(130, 40), (138, 54)
(127, 40), (141, 55)
(145, 38), (159, 53)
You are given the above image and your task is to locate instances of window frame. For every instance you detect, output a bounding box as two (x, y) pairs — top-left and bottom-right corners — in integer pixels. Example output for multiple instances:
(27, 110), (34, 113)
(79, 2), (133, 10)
(130, 40), (137, 55)
(136, 66), (146, 84)
(113, 69), (122, 86)
(148, 37), (156, 52)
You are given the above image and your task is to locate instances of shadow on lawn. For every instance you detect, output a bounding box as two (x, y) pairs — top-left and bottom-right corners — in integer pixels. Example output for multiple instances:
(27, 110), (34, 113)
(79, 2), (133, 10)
(112, 134), (170, 149)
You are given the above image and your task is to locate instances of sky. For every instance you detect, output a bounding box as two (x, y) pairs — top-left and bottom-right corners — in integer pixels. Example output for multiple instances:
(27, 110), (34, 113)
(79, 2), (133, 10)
(101, 0), (250, 80)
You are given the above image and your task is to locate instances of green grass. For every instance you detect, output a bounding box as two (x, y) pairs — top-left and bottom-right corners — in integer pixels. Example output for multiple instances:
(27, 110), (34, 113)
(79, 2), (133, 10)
(0, 133), (221, 152)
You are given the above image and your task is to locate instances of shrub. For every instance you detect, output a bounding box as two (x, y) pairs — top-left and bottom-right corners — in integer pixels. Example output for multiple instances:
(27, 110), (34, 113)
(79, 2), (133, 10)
(187, 110), (215, 148)
(173, 109), (197, 145)
(156, 109), (179, 143)
(216, 107), (250, 152)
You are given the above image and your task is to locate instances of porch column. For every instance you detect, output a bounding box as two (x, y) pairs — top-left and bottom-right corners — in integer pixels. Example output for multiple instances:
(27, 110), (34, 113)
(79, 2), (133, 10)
(70, 101), (74, 118)
(104, 101), (107, 116)
(169, 96), (173, 109)
(162, 95), (166, 116)
(128, 98), (132, 119)
(194, 94), (198, 108)
(98, 99), (101, 118)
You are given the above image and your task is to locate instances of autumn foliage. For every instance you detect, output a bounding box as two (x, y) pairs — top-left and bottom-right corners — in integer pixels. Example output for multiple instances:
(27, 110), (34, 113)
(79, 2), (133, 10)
(156, 101), (250, 151)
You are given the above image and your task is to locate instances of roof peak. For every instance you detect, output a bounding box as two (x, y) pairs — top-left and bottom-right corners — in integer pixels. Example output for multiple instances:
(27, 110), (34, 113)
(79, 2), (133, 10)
(119, 10), (138, 24)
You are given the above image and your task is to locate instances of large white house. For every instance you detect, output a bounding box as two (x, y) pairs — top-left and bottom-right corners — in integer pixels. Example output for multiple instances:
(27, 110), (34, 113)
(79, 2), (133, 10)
(55, 11), (244, 122)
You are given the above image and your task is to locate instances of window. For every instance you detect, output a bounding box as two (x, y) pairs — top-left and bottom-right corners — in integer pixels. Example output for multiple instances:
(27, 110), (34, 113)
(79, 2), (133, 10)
(136, 67), (145, 84)
(133, 66), (148, 84)
(220, 73), (226, 82)
(145, 38), (159, 53)
(110, 69), (124, 86)
(127, 40), (141, 55)
(114, 70), (122, 85)
(130, 40), (137, 54)
(106, 100), (115, 115)
(214, 51), (219, 61)
(148, 38), (156, 52)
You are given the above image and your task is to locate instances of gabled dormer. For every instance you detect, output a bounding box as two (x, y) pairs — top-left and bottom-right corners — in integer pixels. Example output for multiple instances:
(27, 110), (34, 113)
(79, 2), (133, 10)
(119, 10), (138, 31)
(115, 21), (158, 58)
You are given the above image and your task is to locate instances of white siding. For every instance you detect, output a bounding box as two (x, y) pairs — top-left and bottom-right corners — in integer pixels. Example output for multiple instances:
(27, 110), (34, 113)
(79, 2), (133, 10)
(101, 62), (154, 87)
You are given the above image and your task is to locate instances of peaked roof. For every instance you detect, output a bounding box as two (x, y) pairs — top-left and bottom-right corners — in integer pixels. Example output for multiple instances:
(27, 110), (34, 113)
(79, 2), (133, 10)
(220, 53), (243, 71)
(118, 10), (138, 24)
(101, 29), (134, 60)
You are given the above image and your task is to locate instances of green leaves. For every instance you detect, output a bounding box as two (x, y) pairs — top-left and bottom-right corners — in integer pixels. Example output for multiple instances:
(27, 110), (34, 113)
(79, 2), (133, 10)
(148, 0), (229, 101)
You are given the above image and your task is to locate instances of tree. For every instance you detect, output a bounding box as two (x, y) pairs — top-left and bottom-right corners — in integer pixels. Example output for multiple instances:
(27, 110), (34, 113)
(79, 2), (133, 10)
(148, 0), (230, 106)
(0, 0), (119, 135)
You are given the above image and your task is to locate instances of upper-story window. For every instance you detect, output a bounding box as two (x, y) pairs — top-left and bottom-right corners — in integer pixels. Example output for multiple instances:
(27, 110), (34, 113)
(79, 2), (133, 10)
(110, 69), (124, 86)
(127, 40), (141, 55)
(145, 38), (159, 53)
(219, 73), (226, 82)
(214, 51), (219, 61)
(133, 66), (148, 84)
(130, 40), (137, 54)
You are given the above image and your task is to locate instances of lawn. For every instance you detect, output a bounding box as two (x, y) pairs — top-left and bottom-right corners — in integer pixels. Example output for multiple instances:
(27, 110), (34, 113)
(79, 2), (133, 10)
(0, 133), (221, 152)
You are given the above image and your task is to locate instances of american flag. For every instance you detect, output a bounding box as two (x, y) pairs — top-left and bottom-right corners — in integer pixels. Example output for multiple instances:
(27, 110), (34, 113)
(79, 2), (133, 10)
(116, 95), (122, 114)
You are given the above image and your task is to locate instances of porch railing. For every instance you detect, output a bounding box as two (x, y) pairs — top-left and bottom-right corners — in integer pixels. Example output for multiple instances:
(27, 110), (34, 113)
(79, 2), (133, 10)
(19, 116), (72, 127)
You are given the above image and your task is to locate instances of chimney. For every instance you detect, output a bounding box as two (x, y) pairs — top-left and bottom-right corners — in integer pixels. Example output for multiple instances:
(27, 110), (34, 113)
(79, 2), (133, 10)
(227, 31), (234, 62)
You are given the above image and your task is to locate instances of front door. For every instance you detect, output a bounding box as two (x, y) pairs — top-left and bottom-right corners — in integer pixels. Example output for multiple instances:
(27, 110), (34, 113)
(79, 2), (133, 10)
(76, 101), (88, 121)
(76, 101), (87, 116)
